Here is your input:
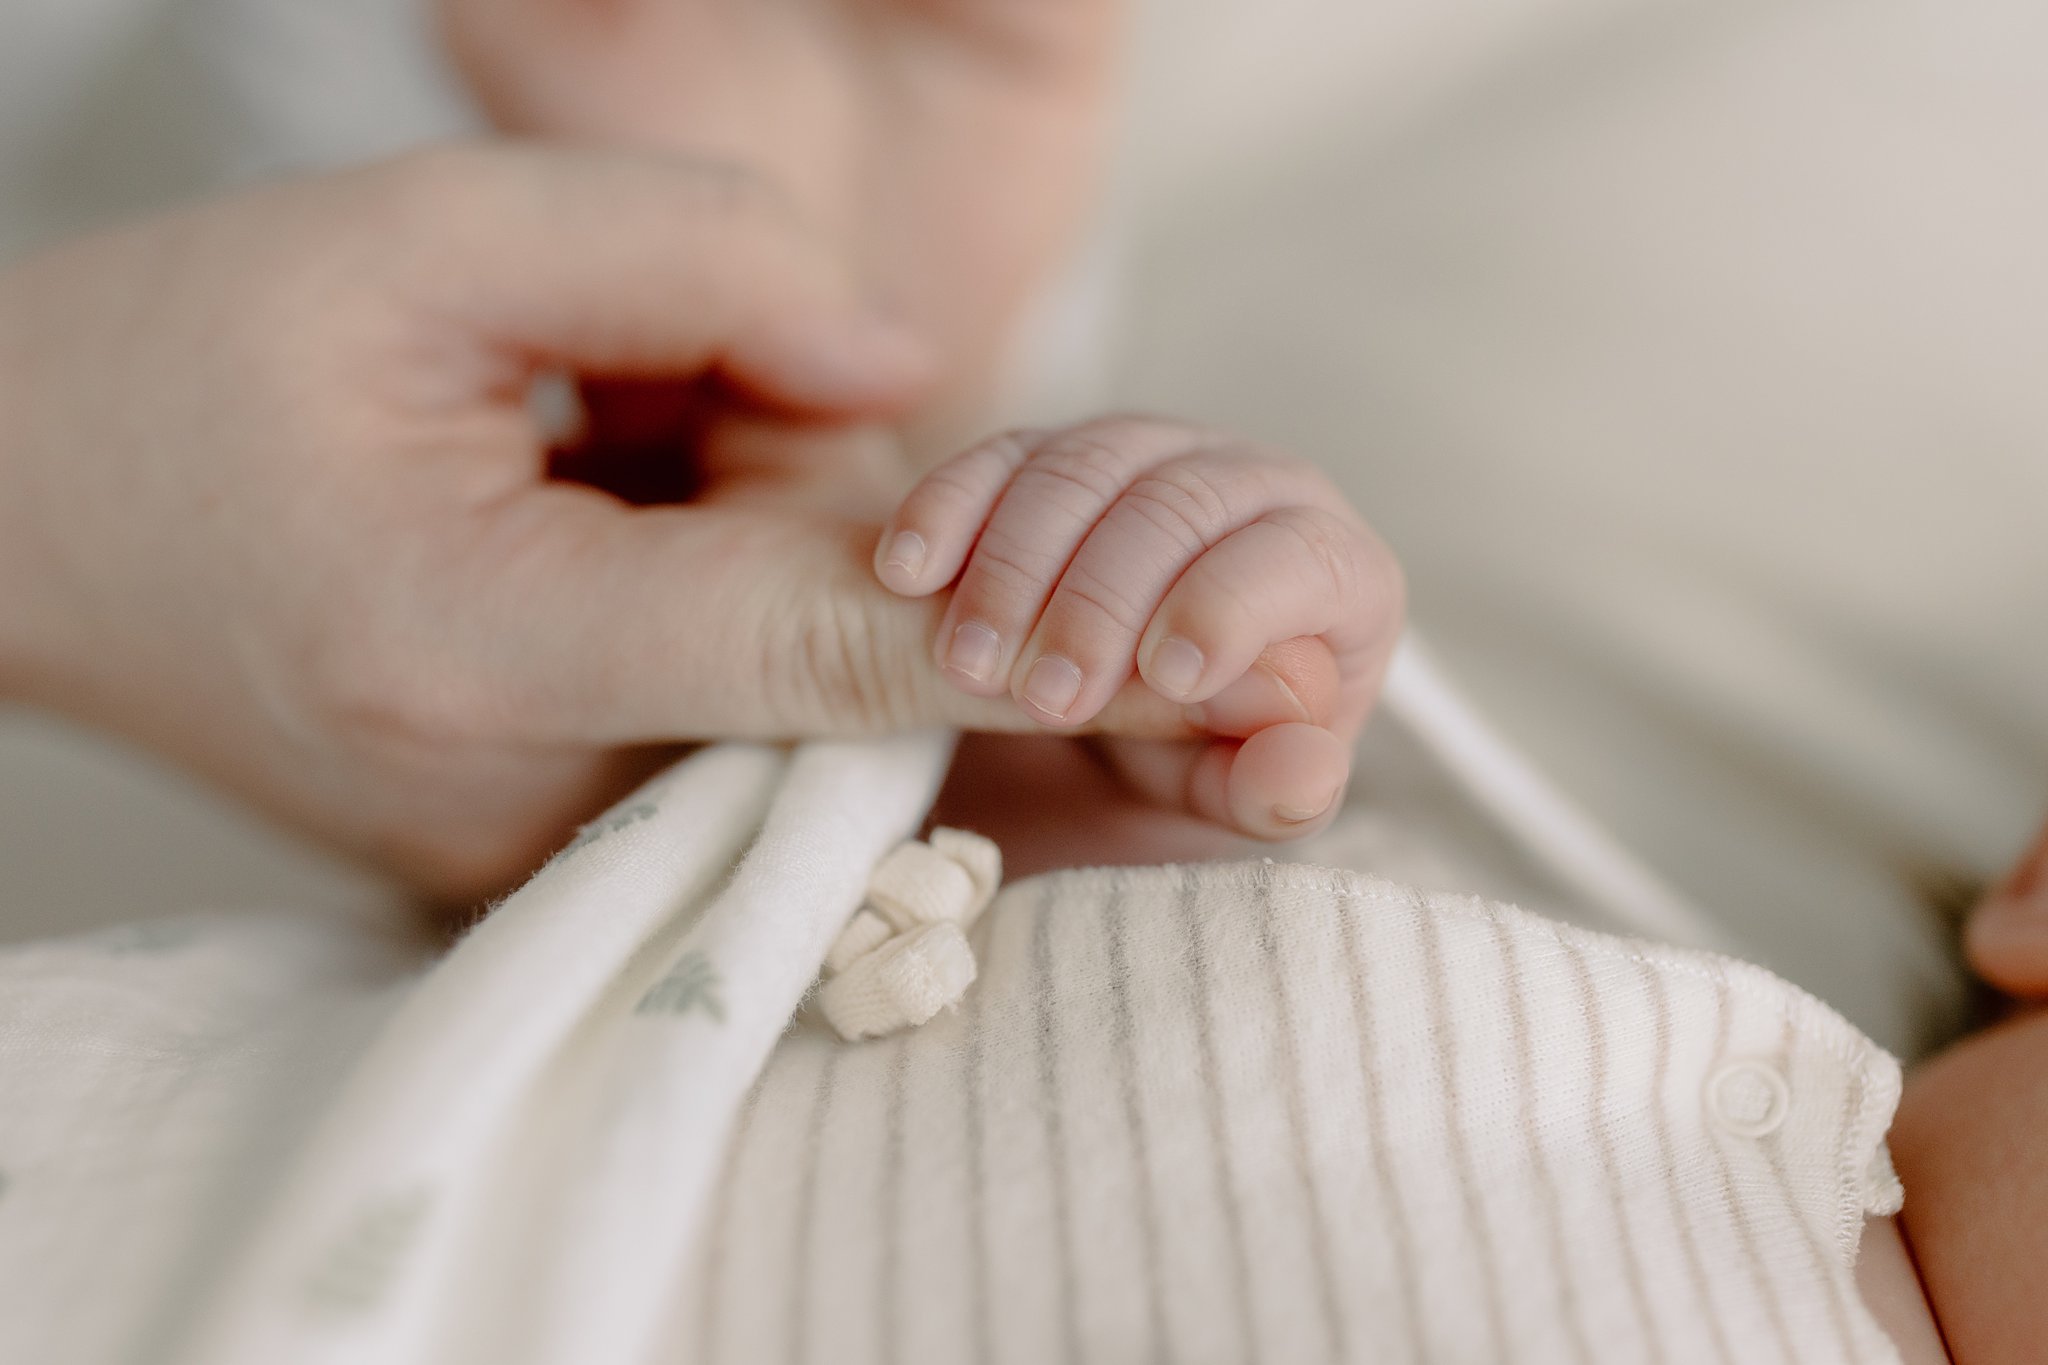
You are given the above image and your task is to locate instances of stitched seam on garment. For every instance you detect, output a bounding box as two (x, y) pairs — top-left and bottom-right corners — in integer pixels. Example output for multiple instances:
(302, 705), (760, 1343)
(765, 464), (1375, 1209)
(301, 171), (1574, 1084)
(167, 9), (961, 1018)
(1637, 957), (1739, 1365)
(1702, 972), (1802, 1365)
(1839, 1059), (1902, 1262)
(1769, 1013), (1864, 1363)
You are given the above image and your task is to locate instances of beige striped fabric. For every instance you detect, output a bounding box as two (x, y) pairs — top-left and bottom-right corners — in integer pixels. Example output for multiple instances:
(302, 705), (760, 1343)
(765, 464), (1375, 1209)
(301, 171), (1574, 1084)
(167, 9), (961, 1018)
(681, 861), (1904, 1365)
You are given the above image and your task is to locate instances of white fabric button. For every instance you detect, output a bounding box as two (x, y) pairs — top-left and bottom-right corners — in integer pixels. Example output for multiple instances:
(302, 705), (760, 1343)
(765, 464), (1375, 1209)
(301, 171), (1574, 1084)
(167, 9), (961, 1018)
(1706, 1060), (1791, 1138)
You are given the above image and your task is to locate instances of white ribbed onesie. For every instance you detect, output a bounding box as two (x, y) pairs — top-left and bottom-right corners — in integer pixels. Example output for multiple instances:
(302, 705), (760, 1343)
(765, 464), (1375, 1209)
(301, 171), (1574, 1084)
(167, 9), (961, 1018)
(687, 860), (1904, 1365)
(0, 727), (1909, 1364)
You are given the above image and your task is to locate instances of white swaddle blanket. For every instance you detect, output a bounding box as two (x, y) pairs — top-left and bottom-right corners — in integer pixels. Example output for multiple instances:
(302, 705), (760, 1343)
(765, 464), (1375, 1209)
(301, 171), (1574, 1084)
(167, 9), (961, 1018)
(0, 724), (1907, 1364)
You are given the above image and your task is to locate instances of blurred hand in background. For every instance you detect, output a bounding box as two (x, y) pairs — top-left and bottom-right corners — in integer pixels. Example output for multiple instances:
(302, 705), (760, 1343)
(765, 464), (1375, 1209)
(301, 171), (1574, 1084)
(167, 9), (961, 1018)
(438, 0), (1127, 435)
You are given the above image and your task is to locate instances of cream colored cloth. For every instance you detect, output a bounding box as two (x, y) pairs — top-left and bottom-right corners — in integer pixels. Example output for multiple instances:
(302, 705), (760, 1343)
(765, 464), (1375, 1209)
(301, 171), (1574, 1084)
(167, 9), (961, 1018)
(0, 734), (1906, 1364)
(693, 861), (1904, 1365)
(0, 739), (950, 1365)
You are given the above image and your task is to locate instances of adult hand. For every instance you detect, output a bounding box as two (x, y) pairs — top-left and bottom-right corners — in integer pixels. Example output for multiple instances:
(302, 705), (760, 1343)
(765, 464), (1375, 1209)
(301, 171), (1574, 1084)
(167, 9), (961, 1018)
(0, 144), (1320, 905)
(439, 0), (1124, 426)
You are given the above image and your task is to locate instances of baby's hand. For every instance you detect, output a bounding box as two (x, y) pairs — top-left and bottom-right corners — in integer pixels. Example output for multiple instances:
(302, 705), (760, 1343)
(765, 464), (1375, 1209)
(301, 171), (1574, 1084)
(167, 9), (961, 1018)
(874, 416), (1404, 836)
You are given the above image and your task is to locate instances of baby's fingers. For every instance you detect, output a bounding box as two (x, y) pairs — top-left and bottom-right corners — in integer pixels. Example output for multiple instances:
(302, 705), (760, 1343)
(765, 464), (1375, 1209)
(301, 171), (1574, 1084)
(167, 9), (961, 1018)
(1138, 507), (1402, 740)
(872, 429), (1042, 596)
(1100, 723), (1352, 840)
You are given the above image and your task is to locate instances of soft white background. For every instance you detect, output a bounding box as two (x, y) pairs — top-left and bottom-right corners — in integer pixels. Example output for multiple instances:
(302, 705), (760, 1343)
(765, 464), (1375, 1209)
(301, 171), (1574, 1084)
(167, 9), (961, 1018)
(2, 0), (2043, 1055)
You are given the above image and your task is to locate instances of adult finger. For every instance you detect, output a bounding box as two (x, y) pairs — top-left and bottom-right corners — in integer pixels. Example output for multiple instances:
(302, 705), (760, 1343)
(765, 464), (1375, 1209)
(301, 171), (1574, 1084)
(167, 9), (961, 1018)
(365, 143), (933, 417)
(428, 485), (1202, 744)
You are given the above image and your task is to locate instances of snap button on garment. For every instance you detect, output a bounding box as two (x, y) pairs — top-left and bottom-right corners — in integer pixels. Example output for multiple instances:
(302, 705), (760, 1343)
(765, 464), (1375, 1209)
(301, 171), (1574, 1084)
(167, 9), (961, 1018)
(1706, 1060), (1792, 1138)
(817, 828), (1001, 1041)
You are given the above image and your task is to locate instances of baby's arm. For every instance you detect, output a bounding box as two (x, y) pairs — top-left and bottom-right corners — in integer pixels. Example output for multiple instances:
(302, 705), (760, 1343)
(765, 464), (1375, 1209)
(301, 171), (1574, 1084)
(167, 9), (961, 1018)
(874, 416), (1404, 835)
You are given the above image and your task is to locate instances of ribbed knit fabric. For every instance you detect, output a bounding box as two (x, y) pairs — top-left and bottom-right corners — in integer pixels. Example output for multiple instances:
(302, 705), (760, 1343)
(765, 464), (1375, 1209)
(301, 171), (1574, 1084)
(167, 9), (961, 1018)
(684, 861), (1904, 1365)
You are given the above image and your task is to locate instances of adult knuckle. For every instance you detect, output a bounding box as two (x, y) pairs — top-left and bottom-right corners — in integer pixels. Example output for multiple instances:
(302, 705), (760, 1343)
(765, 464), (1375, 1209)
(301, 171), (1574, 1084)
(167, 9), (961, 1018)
(310, 622), (501, 754)
(766, 589), (916, 734)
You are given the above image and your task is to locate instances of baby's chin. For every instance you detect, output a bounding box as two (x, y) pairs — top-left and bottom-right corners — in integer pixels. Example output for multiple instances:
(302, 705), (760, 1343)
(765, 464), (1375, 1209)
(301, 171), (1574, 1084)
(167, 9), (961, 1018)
(929, 734), (1257, 880)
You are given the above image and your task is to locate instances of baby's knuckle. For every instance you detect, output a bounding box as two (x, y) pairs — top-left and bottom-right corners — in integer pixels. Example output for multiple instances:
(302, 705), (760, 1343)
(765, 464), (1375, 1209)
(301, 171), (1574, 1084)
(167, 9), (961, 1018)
(1019, 437), (1131, 508)
(1271, 506), (1365, 598)
(915, 463), (999, 518)
(965, 530), (1062, 596)
(1051, 567), (1150, 635)
(1184, 555), (1267, 626)
(1121, 470), (1230, 548)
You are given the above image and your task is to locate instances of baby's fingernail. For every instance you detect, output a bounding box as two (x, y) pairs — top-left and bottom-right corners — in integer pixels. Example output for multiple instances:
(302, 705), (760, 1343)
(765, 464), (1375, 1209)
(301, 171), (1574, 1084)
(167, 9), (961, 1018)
(1147, 637), (1206, 699)
(944, 622), (1001, 684)
(881, 530), (926, 582)
(1020, 654), (1084, 722)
